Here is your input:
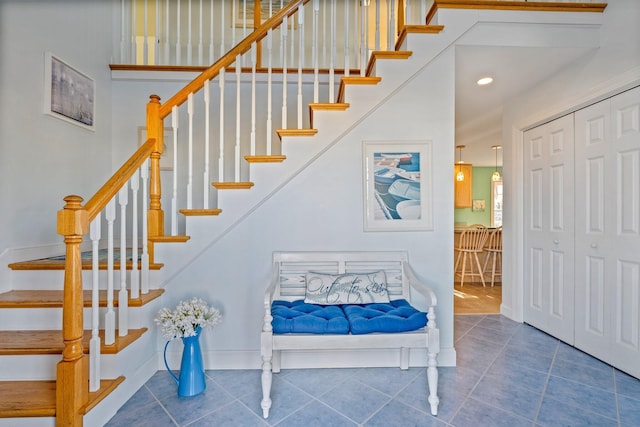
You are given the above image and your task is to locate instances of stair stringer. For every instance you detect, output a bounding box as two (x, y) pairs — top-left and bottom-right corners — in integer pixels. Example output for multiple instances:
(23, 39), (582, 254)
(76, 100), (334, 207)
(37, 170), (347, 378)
(151, 22), (479, 286)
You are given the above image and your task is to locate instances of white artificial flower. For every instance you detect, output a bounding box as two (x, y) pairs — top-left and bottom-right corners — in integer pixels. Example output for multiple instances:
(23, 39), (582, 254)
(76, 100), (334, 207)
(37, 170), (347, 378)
(155, 297), (222, 340)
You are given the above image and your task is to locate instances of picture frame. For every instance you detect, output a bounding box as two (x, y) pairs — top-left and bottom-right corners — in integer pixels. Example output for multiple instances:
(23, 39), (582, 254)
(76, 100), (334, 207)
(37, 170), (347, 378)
(362, 141), (433, 232)
(472, 199), (486, 211)
(138, 126), (175, 171)
(43, 52), (95, 131)
(232, 0), (295, 28)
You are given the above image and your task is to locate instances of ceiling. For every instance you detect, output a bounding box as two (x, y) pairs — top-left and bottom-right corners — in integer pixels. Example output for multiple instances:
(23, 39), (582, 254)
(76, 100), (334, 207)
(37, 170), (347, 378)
(454, 45), (594, 166)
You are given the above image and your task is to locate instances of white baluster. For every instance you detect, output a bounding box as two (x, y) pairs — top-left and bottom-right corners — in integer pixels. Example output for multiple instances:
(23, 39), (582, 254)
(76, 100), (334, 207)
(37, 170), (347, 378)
(281, 15), (288, 128)
(143, 0), (148, 65)
(313, 0), (319, 103)
(297, 5), (304, 129)
(322, 0), (327, 67)
(344, 1), (350, 76)
(176, 0), (182, 64)
(164, 0), (170, 64)
(361, 0), (367, 76)
(187, 0), (193, 65)
(289, 5), (295, 67)
(155, 0), (159, 65)
(251, 42), (257, 155)
(130, 170), (140, 299)
(329, 0), (335, 103)
(140, 159), (150, 294)
(219, 68), (225, 182)
(209, 0), (214, 63)
(375, 0), (380, 51)
(388, 0), (395, 51)
(203, 79), (210, 208)
(120, 0), (126, 63)
(187, 93), (194, 208)
(171, 105), (179, 234)
(220, 0), (225, 59)
(406, 0), (411, 26)
(105, 199), (116, 346)
(235, 55), (241, 182)
(422, 0), (427, 25)
(198, 0), (203, 65)
(89, 214), (101, 392)
(131, 0), (137, 63)
(118, 185), (129, 337)
(266, 28), (273, 155)
(231, 0), (236, 49)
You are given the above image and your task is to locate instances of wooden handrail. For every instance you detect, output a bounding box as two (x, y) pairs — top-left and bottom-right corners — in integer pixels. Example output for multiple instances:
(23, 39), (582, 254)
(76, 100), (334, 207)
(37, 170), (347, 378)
(84, 138), (156, 221)
(158, 0), (311, 119)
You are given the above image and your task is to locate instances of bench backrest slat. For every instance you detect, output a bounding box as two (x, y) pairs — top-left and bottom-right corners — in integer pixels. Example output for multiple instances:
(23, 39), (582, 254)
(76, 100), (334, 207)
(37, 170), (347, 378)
(273, 251), (411, 302)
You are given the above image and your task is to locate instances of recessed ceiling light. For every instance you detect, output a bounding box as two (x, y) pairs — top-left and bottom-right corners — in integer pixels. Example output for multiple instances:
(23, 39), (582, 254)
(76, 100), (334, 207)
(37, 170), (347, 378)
(477, 77), (493, 86)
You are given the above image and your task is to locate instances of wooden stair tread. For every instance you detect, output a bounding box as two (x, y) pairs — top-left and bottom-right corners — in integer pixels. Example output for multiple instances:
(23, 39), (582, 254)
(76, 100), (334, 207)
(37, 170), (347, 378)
(244, 155), (286, 163)
(0, 380), (56, 417)
(0, 328), (147, 355)
(179, 208), (222, 216)
(275, 128), (318, 139)
(0, 377), (124, 418)
(8, 258), (163, 271)
(211, 182), (255, 190)
(0, 289), (164, 309)
(149, 235), (190, 243)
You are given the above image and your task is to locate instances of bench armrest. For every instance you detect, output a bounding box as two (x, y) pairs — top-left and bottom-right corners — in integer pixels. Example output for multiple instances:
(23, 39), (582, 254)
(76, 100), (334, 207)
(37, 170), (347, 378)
(403, 261), (437, 308)
(263, 262), (282, 333)
(264, 261), (280, 306)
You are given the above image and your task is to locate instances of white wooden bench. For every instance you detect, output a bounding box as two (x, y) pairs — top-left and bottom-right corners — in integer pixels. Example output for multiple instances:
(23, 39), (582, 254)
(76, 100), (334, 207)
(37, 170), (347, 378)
(260, 251), (440, 419)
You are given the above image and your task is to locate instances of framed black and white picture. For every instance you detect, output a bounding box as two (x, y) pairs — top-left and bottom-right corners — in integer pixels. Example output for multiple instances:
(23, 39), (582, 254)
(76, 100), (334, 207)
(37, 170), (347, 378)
(44, 52), (95, 131)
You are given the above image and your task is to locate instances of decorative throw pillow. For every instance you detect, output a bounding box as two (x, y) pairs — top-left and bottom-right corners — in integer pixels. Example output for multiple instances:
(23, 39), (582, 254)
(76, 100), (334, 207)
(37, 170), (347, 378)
(304, 271), (390, 305)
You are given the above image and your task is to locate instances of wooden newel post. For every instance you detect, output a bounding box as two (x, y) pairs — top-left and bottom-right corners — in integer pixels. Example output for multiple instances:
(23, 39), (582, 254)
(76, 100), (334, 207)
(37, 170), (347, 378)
(56, 195), (89, 427)
(146, 94), (164, 239)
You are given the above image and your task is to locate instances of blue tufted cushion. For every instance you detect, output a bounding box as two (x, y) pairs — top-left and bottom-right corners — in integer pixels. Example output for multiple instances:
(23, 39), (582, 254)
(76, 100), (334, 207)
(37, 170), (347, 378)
(271, 300), (349, 334)
(342, 299), (427, 335)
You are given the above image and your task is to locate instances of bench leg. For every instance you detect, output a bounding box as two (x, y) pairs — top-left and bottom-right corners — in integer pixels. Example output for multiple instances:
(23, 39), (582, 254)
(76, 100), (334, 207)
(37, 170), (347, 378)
(261, 354), (273, 419)
(427, 351), (439, 416)
(400, 347), (409, 370)
(272, 350), (282, 373)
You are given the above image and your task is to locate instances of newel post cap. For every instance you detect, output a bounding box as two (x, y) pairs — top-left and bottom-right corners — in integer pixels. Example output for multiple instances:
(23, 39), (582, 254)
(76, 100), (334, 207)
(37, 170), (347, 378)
(57, 195), (89, 236)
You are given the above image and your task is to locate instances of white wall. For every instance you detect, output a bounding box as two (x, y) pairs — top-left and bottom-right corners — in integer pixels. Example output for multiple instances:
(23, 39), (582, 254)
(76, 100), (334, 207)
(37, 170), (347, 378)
(155, 49), (457, 367)
(500, 0), (640, 321)
(0, 1), (115, 256)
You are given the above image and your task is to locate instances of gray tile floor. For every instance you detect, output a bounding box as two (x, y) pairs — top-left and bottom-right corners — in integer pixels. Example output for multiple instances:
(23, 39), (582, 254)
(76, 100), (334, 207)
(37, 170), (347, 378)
(105, 315), (640, 426)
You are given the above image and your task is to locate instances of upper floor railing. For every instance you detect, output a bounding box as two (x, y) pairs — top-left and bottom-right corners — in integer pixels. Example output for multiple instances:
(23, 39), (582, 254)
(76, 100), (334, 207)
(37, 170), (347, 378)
(116, 0), (433, 71)
(115, 0), (604, 70)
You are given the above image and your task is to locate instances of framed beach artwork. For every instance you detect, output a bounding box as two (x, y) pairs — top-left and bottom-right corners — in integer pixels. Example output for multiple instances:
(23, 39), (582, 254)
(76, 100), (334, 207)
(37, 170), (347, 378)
(362, 141), (433, 232)
(44, 52), (95, 131)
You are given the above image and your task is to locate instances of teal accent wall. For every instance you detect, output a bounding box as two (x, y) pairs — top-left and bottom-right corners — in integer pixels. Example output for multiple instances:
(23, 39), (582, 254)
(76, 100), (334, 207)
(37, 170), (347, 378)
(454, 166), (502, 227)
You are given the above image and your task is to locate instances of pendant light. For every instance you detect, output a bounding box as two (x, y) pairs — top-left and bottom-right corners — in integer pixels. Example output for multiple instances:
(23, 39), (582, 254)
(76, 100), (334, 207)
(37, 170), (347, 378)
(456, 145), (465, 182)
(491, 145), (501, 181)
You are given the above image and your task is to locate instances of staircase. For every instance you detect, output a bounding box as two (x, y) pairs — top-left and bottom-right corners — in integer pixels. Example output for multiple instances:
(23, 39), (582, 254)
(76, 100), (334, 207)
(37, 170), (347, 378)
(0, 1), (607, 425)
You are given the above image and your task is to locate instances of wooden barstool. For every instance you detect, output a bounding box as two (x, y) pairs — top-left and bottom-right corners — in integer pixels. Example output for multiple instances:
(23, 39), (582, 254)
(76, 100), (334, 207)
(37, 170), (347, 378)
(482, 226), (502, 287)
(454, 224), (489, 287)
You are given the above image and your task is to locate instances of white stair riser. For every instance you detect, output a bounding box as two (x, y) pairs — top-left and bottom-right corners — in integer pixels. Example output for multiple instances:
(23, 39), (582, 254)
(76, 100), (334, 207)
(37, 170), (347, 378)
(0, 332), (157, 382)
(0, 354), (59, 380)
(10, 269), (145, 291)
(0, 305), (157, 330)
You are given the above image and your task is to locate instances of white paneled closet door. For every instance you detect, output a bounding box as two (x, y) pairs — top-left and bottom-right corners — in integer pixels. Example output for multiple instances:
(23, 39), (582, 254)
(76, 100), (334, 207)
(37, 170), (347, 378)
(523, 114), (575, 344)
(574, 86), (640, 378)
